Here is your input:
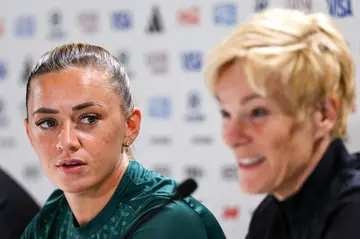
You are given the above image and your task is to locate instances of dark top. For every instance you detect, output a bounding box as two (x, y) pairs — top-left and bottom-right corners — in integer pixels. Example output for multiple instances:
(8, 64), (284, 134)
(21, 160), (227, 239)
(0, 167), (40, 239)
(247, 139), (360, 239)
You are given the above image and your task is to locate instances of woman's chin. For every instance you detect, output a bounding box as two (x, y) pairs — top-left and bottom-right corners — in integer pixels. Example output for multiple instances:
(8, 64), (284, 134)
(56, 181), (91, 194)
(238, 179), (270, 195)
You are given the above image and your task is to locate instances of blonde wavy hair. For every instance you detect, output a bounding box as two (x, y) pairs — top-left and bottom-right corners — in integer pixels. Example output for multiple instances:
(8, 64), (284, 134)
(204, 8), (355, 138)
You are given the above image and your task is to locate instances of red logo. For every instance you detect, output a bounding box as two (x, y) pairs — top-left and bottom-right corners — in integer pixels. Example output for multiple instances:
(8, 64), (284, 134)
(177, 6), (200, 25)
(222, 206), (240, 220)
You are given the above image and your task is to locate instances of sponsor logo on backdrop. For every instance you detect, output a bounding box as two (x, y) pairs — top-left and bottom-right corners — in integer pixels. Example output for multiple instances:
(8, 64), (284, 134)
(146, 6), (164, 33)
(148, 96), (172, 119)
(0, 137), (16, 149)
(48, 10), (66, 40)
(21, 57), (33, 84)
(177, 6), (200, 25)
(112, 10), (132, 30)
(23, 163), (42, 181)
(0, 18), (5, 37)
(182, 51), (202, 72)
(14, 15), (36, 37)
(149, 136), (172, 145)
(0, 99), (9, 127)
(255, 0), (269, 12)
(327, 0), (353, 17)
(222, 206), (240, 220)
(185, 91), (205, 122)
(118, 51), (134, 79)
(213, 3), (237, 26)
(152, 165), (171, 177)
(286, 0), (312, 12)
(0, 61), (7, 80)
(78, 11), (99, 34)
(222, 165), (238, 181)
(146, 51), (169, 74)
(191, 135), (213, 145)
(185, 166), (205, 179)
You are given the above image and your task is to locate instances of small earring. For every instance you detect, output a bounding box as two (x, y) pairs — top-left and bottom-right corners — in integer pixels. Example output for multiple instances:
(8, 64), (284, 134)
(125, 141), (130, 147)
(122, 141), (130, 153)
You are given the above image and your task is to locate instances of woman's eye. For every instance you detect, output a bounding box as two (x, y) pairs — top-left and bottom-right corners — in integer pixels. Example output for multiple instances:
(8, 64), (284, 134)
(36, 119), (57, 129)
(250, 107), (269, 118)
(80, 114), (100, 125)
(220, 109), (230, 118)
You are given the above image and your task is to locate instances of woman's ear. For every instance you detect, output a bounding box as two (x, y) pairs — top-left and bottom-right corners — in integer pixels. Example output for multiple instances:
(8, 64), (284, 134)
(125, 107), (142, 144)
(313, 96), (340, 139)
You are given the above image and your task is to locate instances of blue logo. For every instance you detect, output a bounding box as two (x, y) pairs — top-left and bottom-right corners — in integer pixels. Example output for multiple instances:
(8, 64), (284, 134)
(182, 51), (203, 71)
(327, 0), (353, 17)
(0, 61), (7, 80)
(14, 16), (36, 37)
(213, 3), (237, 25)
(148, 97), (171, 119)
(255, 0), (268, 12)
(112, 11), (132, 29)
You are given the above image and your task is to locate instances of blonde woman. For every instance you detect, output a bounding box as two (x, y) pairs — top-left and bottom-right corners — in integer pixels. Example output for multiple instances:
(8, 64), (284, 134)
(204, 8), (360, 239)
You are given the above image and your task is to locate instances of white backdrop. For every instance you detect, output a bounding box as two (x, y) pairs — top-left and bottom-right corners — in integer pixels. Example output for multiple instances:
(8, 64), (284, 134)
(0, 0), (358, 238)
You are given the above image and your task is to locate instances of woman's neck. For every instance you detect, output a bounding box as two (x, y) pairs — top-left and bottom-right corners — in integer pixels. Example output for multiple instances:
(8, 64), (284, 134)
(273, 136), (332, 201)
(64, 156), (129, 227)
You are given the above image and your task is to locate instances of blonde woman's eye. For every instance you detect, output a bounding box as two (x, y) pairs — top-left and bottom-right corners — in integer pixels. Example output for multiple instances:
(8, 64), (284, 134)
(220, 109), (230, 118)
(251, 108), (269, 117)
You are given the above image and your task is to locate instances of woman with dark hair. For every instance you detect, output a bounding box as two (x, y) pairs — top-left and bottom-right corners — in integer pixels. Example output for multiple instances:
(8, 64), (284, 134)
(21, 43), (226, 239)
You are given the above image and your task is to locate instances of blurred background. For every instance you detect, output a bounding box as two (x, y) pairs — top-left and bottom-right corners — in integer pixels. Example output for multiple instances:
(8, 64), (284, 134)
(0, 0), (358, 238)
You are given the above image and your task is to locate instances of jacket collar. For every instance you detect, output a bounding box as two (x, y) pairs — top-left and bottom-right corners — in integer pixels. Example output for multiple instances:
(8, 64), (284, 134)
(275, 138), (349, 221)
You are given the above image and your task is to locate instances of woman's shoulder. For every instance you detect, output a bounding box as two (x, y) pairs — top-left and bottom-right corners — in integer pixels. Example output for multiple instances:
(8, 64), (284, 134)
(21, 189), (68, 238)
(124, 162), (226, 237)
(125, 160), (179, 199)
(250, 195), (276, 217)
(332, 152), (360, 200)
(38, 189), (67, 214)
(130, 198), (226, 239)
(182, 197), (227, 238)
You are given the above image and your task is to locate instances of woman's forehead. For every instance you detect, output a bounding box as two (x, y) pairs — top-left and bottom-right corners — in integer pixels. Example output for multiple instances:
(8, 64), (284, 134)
(33, 68), (108, 86)
(31, 68), (114, 92)
(28, 69), (119, 107)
